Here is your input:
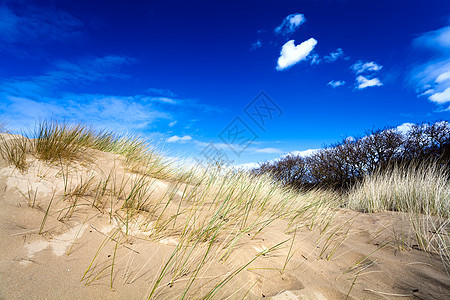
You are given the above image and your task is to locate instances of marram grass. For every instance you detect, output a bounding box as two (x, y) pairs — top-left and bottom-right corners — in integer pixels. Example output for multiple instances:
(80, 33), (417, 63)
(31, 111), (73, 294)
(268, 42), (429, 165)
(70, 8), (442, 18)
(1, 119), (449, 298)
(347, 161), (450, 270)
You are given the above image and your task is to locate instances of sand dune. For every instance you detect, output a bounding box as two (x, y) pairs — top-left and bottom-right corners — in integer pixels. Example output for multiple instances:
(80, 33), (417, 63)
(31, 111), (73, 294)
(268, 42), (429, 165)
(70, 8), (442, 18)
(0, 133), (449, 299)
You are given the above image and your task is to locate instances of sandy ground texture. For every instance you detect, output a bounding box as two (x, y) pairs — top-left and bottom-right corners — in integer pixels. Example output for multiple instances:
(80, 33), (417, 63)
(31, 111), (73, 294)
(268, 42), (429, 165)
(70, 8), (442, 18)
(0, 134), (449, 299)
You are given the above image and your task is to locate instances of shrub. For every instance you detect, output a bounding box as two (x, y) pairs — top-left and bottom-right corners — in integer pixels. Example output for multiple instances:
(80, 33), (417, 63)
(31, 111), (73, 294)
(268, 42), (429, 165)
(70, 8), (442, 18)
(253, 121), (449, 191)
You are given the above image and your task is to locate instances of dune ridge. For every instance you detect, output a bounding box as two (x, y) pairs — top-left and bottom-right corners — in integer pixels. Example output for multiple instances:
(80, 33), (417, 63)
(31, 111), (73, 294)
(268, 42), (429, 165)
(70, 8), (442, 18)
(0, 123), (449, 299)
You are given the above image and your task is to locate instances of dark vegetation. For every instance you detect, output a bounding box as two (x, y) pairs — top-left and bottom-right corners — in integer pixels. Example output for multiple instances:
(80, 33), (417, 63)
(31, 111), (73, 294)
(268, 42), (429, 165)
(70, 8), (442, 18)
(252, 121), (450, 191)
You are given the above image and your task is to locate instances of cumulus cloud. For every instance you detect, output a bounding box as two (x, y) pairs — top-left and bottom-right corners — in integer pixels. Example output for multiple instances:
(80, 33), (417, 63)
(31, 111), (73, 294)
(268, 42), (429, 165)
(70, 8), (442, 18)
(411, 25), (450, 107)
(276, 38), (317, 70)
(356, 76), (383, 89)
(324, 48), (344, 62)
(351, 61), (383, 74)
(327, 80), (345, 88)
(167, 135), (193, 143)
(275, 13), (306, 36)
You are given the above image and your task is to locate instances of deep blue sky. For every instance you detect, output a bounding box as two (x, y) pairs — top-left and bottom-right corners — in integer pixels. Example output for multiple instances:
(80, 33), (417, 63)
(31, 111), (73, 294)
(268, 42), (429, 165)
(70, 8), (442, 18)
(1, 0), (449, 166)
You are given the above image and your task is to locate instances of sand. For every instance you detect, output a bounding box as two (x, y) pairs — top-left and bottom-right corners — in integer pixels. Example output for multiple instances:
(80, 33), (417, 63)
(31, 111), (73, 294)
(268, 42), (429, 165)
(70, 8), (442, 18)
(0, 135), (449, 299)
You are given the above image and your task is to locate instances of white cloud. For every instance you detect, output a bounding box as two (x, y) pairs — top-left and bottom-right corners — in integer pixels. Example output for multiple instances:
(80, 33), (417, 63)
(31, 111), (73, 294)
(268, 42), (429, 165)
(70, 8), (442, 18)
(351, 61), (383, 74)
(414, 25), (450, 52)
(396, 122), (415, 134)
(289, 149), (320, 158)
(168, 121), (177, 127)
(275, 13), (305, 36)
(276, 38), (317, 70)
(411, 25), (450, 107)
(327, 80), (345, 88)
(356, 76), (383, 89)
(254, 147), (283, 154)
(429, 87), (450, 104)
(167, 135), (192, 143)
(324, 48), (344, 62)
(436, 71), (450, 83)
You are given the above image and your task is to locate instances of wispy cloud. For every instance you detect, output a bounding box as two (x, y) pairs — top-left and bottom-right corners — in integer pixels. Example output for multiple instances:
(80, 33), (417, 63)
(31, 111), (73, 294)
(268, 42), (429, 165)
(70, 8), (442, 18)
(276, 38), (317, 70)
(324, 48), (345, 62)
(145, 87), (177, 98)
(411, 25), (450, 107)
(0, 93), (170, 133)
(275, 13), (306, 36)
(355, 76), (383, 89)
(149, 97), (178, 105)
(1, 55), (135, 97)
(254, 147), (283, 154)
(351, 60), (383, 74)
(413, 25), (450, 51)
(0, 54), (219, 133)
(327, 80), (346, 88)
(0, 3), (83, 56)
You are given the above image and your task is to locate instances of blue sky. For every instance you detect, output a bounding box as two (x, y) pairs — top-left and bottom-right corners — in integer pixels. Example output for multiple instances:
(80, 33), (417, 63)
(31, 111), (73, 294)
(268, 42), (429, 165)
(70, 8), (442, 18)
(0, 0), (449, 166)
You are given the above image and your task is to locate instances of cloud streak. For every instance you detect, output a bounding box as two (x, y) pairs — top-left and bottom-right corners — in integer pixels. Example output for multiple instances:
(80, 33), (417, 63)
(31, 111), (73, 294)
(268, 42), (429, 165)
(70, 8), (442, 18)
(0, 93), (170, 133)
(411, 25), (450, 108)
(0, 3), (83, 56)
(1, 55), (136, 99)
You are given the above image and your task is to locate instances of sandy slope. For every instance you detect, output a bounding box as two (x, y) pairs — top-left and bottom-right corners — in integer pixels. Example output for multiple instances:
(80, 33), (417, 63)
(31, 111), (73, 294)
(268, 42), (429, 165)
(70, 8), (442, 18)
(0, 136), (449, 299)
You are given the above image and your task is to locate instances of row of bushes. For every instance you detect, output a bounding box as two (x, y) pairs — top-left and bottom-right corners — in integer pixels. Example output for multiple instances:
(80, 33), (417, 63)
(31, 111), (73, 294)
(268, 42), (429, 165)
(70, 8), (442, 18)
(252, 121), (450, 191)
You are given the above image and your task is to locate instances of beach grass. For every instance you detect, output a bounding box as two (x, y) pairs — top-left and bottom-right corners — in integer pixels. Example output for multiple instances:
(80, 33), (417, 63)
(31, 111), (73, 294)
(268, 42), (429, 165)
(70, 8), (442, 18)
(0, 119), (448, 298)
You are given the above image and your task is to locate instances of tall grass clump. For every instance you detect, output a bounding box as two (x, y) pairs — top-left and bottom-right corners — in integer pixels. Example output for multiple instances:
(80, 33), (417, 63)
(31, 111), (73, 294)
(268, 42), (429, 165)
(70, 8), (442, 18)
(347, 161), (450, 269)
(347, 161), (449, 217)
(0, 133), (29, 172)
(28, 120), (176, 178)
(32, 121), (87, 163)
